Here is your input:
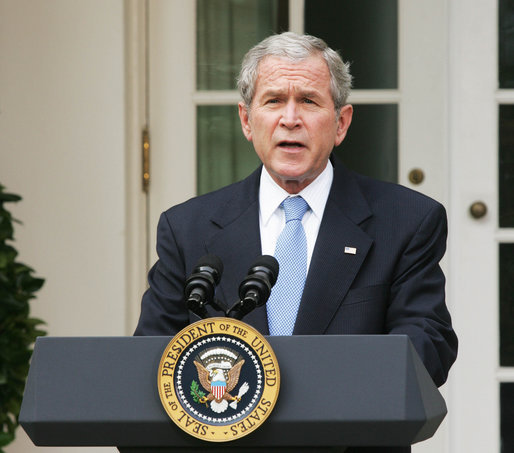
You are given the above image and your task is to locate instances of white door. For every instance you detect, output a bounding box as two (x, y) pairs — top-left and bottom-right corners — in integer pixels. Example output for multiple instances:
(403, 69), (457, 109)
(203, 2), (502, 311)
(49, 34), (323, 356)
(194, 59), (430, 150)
(140, 1), (512, 451)
(448, 0), (514, 452)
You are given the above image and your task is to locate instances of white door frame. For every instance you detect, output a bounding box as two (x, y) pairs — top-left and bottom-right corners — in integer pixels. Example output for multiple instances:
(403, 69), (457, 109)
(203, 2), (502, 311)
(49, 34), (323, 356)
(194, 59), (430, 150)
(125, 0), (150, 334)
(448, 0), (503, 451)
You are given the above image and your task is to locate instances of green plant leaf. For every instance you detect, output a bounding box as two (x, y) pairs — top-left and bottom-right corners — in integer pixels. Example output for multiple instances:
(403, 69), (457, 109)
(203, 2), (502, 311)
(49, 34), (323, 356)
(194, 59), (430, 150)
(0, 432), (15, 448)
(0, 247), (17, 268)
(0, 185), (45, 449)
(0, 192), (21, 203)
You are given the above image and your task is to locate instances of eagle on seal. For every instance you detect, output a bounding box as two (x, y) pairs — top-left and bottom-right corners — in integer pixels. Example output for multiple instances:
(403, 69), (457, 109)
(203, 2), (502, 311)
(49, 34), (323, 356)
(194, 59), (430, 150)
(193, 359), (246, 413)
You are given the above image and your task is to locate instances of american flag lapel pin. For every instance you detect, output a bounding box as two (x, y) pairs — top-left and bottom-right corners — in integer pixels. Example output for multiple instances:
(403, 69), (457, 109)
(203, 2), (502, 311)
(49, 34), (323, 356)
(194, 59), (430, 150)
(344, 246), (357, 255)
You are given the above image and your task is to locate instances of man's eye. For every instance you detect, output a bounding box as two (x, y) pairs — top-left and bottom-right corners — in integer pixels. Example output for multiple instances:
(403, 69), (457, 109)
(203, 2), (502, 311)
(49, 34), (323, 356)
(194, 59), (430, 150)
(303, 98), (314, 104)
(267, 99), (279, 104)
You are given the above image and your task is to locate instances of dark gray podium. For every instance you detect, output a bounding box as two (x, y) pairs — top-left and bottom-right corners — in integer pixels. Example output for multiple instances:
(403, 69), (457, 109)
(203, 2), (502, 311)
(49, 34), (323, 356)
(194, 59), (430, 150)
(19, 335), (446, 451)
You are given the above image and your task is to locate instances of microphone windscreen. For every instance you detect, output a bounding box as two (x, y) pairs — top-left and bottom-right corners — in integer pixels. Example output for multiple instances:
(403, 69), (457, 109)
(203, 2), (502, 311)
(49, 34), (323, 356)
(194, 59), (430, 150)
(251, 255), (279, 286)
(195, 254), (224, 284)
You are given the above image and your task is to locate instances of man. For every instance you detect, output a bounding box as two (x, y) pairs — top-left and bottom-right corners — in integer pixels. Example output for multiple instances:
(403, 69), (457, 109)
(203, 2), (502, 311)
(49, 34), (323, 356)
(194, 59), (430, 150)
(135, 33), (457, 450)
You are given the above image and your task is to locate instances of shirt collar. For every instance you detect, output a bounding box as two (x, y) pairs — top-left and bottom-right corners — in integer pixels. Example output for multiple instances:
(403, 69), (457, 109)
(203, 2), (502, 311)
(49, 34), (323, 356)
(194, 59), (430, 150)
(259, 161), (334, 225)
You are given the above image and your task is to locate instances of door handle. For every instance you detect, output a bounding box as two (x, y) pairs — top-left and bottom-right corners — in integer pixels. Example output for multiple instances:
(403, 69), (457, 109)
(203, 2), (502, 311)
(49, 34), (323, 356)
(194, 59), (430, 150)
(408, 168), (425, 185)
(469, 201), (487, 219)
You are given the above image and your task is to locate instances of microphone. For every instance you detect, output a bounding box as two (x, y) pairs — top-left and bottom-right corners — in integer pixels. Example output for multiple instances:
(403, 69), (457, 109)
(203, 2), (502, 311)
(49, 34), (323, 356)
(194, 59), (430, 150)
(227, 255), (279, 320)
(185, 254), (224, 319)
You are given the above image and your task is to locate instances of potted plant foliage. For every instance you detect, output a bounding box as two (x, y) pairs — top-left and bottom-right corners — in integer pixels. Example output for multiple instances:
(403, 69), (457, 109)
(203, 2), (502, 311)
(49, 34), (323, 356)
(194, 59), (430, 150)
(0, 185), (46, 452)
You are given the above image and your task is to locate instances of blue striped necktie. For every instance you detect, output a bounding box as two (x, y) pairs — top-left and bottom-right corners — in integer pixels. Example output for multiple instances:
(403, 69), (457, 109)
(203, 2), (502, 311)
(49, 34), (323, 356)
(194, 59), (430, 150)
(267, 196), (309, 335)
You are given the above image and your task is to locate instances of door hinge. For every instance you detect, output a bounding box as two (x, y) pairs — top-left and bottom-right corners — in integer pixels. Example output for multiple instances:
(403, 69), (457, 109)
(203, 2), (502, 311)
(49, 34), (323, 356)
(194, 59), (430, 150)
(142, 127), (150, 193)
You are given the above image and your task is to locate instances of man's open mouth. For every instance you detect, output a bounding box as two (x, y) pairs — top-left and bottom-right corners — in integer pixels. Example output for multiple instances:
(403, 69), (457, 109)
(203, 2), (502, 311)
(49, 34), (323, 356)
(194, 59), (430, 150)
(278, 141), (304, 148)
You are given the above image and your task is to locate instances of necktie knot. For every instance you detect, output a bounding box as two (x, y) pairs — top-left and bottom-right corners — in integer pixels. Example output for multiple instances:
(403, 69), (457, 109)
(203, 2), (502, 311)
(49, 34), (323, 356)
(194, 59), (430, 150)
(282, 196), (309, 222)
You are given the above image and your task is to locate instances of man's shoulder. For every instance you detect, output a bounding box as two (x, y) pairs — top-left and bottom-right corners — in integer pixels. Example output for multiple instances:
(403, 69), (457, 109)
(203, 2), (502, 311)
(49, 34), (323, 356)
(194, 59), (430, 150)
(354, 171), (443, 210)
(334, 165), (446, 229)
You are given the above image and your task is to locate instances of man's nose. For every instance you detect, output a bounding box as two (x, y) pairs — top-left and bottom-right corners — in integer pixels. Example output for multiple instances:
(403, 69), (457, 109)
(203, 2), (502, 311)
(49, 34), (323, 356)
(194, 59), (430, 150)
(279, 100), (301, 128)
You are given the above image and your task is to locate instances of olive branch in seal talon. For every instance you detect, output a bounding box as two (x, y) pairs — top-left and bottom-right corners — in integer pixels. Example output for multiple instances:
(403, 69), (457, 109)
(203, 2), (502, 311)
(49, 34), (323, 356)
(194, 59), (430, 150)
(190, 380), (208, 406)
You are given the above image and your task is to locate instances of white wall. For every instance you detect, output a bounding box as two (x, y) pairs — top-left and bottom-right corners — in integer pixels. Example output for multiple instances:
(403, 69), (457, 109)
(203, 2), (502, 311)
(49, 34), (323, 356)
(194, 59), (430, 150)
(1, 1), (127, 451)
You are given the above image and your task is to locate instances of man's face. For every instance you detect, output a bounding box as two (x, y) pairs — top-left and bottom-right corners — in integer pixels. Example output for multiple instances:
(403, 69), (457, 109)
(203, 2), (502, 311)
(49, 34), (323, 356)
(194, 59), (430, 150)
(238, 55), (353, 193)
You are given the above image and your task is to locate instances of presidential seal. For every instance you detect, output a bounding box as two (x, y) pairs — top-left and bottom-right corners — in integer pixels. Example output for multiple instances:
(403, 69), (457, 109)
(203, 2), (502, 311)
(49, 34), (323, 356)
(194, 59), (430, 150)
(157, 318), (280, 442)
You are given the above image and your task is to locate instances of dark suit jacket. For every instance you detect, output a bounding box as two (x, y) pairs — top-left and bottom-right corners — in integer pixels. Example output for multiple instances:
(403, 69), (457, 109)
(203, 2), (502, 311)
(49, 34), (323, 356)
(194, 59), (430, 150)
(135, 158), (457, 387)
(135, 158), (457, 451)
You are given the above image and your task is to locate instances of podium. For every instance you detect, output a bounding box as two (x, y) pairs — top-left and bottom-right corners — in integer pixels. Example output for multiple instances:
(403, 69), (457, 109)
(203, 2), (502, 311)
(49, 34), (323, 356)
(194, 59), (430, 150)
(19, 335), (446, 451)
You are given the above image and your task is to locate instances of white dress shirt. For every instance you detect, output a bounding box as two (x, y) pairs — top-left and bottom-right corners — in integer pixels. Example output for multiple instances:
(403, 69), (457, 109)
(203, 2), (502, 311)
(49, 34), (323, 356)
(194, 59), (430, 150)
(259, 161), (334, 272)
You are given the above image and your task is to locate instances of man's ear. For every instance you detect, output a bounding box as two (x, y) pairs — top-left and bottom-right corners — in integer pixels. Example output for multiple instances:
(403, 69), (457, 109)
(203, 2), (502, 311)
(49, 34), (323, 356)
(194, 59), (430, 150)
(334, 104), (353, 147)
(238, 102), (253, 142)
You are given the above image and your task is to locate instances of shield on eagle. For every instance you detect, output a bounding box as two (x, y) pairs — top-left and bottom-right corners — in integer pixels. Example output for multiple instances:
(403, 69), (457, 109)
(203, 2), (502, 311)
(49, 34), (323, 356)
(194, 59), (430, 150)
(211, 378), (226, 401)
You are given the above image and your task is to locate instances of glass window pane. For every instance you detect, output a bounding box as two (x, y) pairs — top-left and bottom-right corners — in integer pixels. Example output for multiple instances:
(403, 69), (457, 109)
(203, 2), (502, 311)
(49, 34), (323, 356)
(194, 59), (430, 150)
(499, 105), (514, 227)
(197, 105), (260, 195)
(499, 0), (514, 88)
(501, 383), (514, 453)
(500, 243), (514, 367)
(333, 104), (398, 183)
(304, 0), (398, 89)
(197, 0), (288, 91)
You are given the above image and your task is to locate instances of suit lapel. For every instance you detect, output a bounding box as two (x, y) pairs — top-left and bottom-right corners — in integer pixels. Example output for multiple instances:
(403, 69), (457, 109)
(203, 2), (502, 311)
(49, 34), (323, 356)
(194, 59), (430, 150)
(293, 162), (373, 335)
(205, 168), (270, 334)
(201, 161), (373, 335)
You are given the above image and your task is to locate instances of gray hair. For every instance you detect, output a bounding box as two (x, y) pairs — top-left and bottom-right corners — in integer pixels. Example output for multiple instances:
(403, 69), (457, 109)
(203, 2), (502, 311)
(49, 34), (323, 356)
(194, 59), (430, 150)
(237, 32), (352, 112)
